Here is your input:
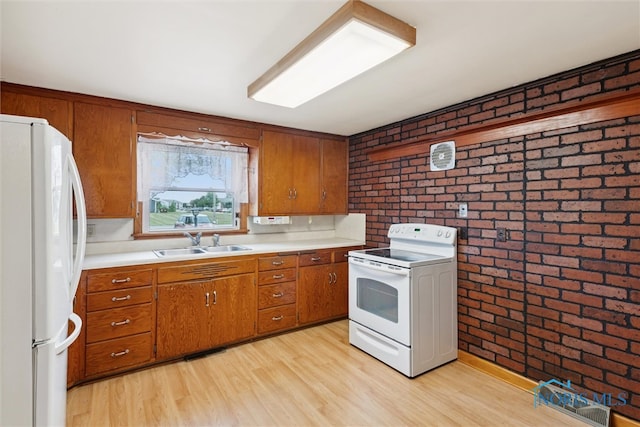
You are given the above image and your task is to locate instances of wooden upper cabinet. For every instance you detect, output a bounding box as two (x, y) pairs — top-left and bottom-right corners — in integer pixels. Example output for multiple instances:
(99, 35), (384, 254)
(1, 90), (73, 139)
(259, 130), (321, 215)
(136, 111), (260, 147)
(319, 138), (348, 214)
(73, 102), (135, 218)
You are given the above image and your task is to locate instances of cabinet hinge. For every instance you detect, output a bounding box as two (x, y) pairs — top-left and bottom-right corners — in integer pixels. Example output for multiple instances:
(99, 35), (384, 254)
(153, 344), (157, 355)
(131, 114), (135, 124)
(154, 290), (158, 300)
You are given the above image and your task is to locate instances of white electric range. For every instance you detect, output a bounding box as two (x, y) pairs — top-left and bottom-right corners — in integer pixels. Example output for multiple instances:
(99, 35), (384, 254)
(348, 223), (458, 377)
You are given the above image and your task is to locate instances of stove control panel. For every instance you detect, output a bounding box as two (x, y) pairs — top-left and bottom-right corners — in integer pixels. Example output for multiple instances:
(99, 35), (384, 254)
(388, 223), (457, 245)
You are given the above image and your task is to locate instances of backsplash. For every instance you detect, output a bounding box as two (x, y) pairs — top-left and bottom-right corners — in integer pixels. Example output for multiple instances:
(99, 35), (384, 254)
(81, 214), (365, 255)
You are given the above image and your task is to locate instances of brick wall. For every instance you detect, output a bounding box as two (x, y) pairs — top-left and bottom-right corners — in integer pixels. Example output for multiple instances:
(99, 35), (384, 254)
(349, 50), (640, 420)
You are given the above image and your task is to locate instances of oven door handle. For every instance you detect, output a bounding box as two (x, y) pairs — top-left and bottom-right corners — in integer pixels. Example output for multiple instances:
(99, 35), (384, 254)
(350, 259), (410, 276)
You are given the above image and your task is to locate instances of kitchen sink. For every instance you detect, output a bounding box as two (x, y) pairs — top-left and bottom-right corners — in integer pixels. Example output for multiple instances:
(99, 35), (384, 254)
(153, 245), (252, 257)
(153, 247), (207, 257)
(204, 245), (252, 253)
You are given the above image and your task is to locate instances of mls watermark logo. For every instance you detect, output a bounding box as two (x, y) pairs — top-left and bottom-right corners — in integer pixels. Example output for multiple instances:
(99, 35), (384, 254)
(531, 379), (627, 427)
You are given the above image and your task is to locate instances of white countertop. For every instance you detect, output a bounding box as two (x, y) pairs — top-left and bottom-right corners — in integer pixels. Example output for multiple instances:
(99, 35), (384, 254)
(82, 238), (364, 270)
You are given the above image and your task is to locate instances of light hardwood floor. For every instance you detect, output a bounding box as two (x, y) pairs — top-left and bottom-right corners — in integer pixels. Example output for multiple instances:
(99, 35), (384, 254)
(67, 320), (585, 426)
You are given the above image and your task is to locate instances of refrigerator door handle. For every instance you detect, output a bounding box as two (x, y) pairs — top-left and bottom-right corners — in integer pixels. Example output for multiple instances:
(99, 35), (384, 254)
(55, 312), (82, 355)
(67, 153), (86, 301)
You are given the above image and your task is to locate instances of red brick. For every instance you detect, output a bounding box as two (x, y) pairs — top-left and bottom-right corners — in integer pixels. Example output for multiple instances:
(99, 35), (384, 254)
(562, 336), (603, 356)
(583, 353), (629, 376)
(606, 323), (640, 342)
(605, 299), (640, 315)
(562, 313), (603, 332)
(583, 307), (627, 326)
(583, 283), (628, 299)
(582, 212), (628, 224)
(583, 330), (629, 350)
(562, 290), (603, 308)
(582, 236), (628, 249)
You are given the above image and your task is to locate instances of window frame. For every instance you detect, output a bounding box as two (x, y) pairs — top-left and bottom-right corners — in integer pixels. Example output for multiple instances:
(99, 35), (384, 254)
(132, 128), (258, 239)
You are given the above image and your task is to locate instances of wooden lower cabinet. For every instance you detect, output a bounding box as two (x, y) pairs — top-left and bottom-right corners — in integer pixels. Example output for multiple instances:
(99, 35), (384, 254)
(156, 273), (256, 359)
(82, 267), (154, 379)
(298, 248), (355, 325)
(70, 246), (360, 385)
(257, 254), (298, 335)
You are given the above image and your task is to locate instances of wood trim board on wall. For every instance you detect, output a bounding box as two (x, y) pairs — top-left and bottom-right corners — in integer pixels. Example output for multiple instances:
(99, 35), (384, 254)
(368, 88), (640, 162)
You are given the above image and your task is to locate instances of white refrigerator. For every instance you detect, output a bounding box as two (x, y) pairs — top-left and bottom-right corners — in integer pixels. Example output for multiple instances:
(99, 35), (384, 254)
(0, 114), (87, 426)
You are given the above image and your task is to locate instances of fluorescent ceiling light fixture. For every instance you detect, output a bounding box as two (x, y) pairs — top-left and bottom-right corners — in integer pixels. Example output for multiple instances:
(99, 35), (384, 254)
(248, 0), (416, 108)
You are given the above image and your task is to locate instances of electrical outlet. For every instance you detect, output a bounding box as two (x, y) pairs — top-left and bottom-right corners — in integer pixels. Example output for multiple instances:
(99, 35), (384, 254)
(459, 203), (468, 218)
(496, 227), (508, 242)
(87, 223), (96, 237)
(459, 227), (468, 240)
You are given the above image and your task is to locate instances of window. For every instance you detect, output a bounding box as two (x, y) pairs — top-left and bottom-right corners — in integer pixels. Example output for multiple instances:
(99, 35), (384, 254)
(137, 134), (248, 234)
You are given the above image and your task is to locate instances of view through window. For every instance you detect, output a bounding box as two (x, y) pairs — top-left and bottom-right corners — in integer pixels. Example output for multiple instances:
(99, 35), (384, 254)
(137, 135), (248, 233)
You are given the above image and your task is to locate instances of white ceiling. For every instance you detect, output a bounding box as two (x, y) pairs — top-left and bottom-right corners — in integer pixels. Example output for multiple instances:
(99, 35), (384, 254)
(1, 1), (639, 137)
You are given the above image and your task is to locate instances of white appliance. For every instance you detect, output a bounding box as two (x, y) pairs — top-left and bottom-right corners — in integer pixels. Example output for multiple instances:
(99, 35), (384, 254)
(348, 223), (457, 377)
(0, 115), (87, 426)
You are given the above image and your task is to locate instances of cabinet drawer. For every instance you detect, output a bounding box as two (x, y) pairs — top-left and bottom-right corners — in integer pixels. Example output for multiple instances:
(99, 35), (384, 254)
(87, 269), (152, 293)
(86, 303), (152, 343)
(258, 255), (297, 271)
(299, 251), (332, 267)
(258, 304), (297, 334)
(258, 282), (296, 309)
(334, 247), (357, 263)
(257, 268), (297, 285)
(86, 286), (152, 312)
(85, 332), (152, 377)
(157, 259), (255, 283)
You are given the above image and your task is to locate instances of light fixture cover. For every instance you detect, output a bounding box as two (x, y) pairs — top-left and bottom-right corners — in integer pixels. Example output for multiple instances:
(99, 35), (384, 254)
(248, 0), (416, 108)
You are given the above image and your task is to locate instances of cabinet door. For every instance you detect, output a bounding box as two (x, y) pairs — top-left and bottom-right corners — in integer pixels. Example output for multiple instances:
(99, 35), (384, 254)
(210, 273), (256, 346)
(1, 91), (73, 139)
(290, 134), (321, 214)
(260, 131), (320, 215)
(73, 102), (134, 218)
(261, 130), (295, 214)
(320, 138), (348, 214)
(330, 261), (349, 318)
(298, 265), (332, 325)
(156, 281), (211, 359)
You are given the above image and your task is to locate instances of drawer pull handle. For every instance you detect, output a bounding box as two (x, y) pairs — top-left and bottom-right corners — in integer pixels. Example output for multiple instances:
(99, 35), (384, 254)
(111, 319), (130, 327)
(198, 127), (211, 132)
(272, 292), (284, 298)
(111, 295), (132, 302)
(272, 315), (284, 321)
(213, 290), (217, 305)
(311, 257), (322, 262)
(111, 277), (131, 284)
(111, 349), (130, 358)
(272, 274), (285, 279)
(271, 260), (284, 266)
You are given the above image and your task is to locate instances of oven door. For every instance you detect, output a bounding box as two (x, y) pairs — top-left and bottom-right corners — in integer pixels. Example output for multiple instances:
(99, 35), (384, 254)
(348, 257), (411, 346)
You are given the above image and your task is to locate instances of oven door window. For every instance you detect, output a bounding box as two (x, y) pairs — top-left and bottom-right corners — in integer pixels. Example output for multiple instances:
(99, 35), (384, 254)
(356, 278), (398, 323)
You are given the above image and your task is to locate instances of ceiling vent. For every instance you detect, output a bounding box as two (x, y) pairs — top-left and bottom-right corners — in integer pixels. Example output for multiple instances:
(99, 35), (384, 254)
(430, 141), (455, 171)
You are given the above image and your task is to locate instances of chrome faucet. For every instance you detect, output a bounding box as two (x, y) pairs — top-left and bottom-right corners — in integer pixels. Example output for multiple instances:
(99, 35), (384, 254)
(183, 231), (202, 247)
(212, 234), (220, 247)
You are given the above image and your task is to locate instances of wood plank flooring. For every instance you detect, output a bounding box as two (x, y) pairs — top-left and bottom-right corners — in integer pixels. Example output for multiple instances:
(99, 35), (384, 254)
(67, 320), (584, 426)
